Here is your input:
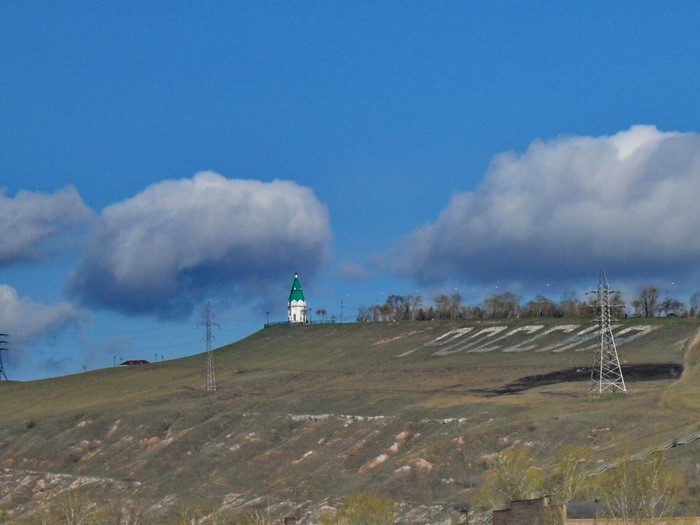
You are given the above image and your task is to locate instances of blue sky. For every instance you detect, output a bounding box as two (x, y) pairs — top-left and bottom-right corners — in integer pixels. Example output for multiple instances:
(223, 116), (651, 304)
(2, 2), (700, 380)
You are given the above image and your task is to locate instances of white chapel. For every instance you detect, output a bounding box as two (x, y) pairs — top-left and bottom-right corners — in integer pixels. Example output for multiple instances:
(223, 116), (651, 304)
(288, 272), (307, 323)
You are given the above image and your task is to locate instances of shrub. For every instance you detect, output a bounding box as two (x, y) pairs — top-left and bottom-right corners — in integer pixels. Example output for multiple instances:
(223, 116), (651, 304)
(320, 491), (396, 525)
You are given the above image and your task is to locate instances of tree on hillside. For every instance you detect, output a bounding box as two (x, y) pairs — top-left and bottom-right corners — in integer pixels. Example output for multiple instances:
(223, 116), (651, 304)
(356, 305), (372, 322)
(545, 446), (596, 505)
(373, 295), (405, 322)
(596, 452), (685, 523)
(610, 291), (627, 318)
(482, 291), (521, 318)
(316, 308), (327, 321)
(434, 293), (462, 319)
(631, 286), (658, 317)
(658, 297), (685, 317)
(368, 294), (425, 322)
(560, 291), (583, 317)
(475, 445), (545, 509)
(689, 291), (700, 317)
(475, 444), (601, 513)
(404, 294), (423, 320)
(523, 295), (560, 317)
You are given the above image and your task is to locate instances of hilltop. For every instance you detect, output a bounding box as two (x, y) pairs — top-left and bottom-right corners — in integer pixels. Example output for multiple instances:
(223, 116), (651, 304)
(0, 317), (698, 523)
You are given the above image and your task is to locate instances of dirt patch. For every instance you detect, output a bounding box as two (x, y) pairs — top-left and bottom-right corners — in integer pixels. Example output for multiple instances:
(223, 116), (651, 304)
(483, 363), (684, 395)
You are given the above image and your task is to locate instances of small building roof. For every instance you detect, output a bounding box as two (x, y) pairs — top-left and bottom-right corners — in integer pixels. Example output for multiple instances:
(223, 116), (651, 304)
(288, 272), (305, 302)
(119, 360), (150, 366)
(566, 502), (598, 519)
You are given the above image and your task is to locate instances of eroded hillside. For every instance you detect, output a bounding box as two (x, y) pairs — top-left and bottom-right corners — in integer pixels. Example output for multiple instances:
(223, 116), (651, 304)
(0, 318), (698, 523)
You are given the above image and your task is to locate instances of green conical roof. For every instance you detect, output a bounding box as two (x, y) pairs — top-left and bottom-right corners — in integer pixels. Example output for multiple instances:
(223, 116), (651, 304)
(289, 273), (305, 302)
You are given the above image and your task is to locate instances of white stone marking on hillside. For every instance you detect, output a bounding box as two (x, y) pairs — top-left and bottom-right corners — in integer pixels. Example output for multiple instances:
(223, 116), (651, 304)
(398, 327), (474, 357)
(574, 326), (655, 353)
(460, 326), (509, 353)
(524, 324), (582, 352)
(547, 325), (599, 352)
(482, 324), (544, 352)
(396, 323), (659, 358)
(614, 324), (657, 342)
(432, 327), (475, 345)
(373, 330), (419, 346)
(431, 326), (507, 356)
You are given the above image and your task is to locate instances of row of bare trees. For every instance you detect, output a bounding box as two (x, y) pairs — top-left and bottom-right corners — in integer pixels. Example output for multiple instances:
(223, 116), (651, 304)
(631, 286), (700, 317)
(356, 287), (700, 322)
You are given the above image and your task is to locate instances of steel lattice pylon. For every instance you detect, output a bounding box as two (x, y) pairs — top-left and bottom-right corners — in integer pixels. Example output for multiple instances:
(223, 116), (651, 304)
(590, 269), (626, 393)
(199, 302), (219, 392)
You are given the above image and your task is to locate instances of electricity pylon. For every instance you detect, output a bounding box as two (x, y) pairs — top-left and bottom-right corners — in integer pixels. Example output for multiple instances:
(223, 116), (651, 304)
(0, 333), (8, 380)
(589, 269), (626, 393)
(199, 302), (219, 392)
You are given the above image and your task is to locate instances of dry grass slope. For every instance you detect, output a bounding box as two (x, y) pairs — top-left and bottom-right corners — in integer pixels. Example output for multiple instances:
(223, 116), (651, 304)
(0, 318), (697, 523)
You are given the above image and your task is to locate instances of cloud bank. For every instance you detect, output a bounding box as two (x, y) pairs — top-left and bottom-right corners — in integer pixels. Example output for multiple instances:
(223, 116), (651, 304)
(66, 172), (331, 319)
(0, 186), (93, 267)
(392, 125), (700, 288)
(0, 285), (82, 358)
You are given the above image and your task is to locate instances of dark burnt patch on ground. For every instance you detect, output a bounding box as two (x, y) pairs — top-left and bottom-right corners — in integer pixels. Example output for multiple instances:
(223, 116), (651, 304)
(485, 363), (684, 395)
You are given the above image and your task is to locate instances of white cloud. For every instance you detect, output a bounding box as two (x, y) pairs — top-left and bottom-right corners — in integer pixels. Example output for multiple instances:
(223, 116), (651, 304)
(0, 186), (93, 266)
(391, 125), (700, 288)
(0, 284), (83, 357)
(66, 172), (332, 319)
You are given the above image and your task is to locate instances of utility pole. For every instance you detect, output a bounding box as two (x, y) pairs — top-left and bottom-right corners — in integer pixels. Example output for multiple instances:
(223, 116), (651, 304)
(589, 269), (626, 393)
(0, 333), (8, 380)
(198, 302), (219, 392)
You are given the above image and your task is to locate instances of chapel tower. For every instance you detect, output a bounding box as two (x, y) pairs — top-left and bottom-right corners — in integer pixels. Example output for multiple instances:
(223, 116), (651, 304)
(288, 272), (307, 323)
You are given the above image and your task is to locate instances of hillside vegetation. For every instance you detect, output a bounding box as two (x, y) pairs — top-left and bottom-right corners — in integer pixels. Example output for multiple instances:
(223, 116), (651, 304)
(0, 318), (697, 523)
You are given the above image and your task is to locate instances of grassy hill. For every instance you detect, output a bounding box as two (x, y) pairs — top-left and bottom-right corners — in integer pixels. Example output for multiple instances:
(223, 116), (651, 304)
(0, 317), (698, 523)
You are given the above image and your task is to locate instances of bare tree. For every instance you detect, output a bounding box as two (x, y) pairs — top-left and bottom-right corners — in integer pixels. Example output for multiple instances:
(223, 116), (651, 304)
(610, 291), (627, 318)
(559, 291), (583, 317)
(658, 297), (685, 317)
(482, 291), (521, 318)
(631, 286), (658, 317)
(545, 446), (596, 505)
(523, 295), (560, 318)
(356, 305), (372, 322)
(689, 291), (700, 317)
(433, 293), (462, 319)
(597, 452), (685, 523)
(406, 294), (423, 320)
(474, 445), (545, 509)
